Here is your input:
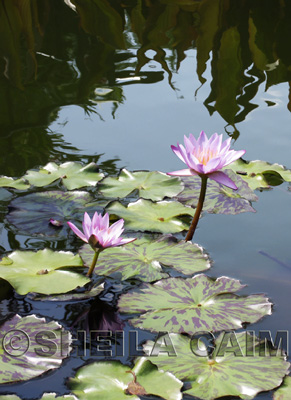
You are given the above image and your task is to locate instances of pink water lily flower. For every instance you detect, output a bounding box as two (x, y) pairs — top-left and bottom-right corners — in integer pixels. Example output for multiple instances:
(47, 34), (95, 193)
(68, 212), (135, 250)
(168, 131), (246, 189)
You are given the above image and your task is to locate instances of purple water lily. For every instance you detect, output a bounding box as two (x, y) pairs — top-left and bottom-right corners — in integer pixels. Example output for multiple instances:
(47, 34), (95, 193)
(68, 212), (136, 277)
(168, 131), (245, 190)
(168, 131), (246, 241)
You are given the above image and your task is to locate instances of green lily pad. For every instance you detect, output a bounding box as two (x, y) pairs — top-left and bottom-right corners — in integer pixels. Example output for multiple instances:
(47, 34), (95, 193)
(79, 235), (210, 282)
(106, 199), (194, 233)
(6, 190), (103, 239)
(0, 249), (89, 295)
(177, 170), (258, 214)
(99, 169), (183, 201)
(0, 176), (29, 190)
(69, 357), (182, 400)
(0, 314), (71, 384)
(24, 162), (104, 190)
(273, 376), (291, 400)
(225, 159), (291, 190)
(118, 274), (272, 335)
(144, 332), (290, 400)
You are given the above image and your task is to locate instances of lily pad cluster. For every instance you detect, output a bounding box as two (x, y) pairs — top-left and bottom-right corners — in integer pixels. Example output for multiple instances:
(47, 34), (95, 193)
(0, 159), (290, 399)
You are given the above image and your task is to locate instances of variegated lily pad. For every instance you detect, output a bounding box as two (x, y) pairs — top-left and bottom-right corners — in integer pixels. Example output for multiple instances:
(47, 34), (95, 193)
(69, 357), (182, 400)
(118, 274), (272, 334)
(273, 376), (291, 400)
(226, 159), (291, 190)
(6, 191), (103, 239)
(177, 170), (257, 214)
(106, 199), (194, 233)
(24, 162), (104, 190)
(79, 235), (210, 282)
(0, 249), (89, 295)
(99, 169), (183, 201)
(0, 314), (71, 384)
(144, 332), (290, 400)
(0, 176), (29, 190)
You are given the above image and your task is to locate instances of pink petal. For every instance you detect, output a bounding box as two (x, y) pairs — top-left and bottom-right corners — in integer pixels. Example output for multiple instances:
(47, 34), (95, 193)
(67, 222), (88, 242)
(113, 237), (137, 247)
(171, 144), (187, 164)
(208, 171), (238, 190)
(223, 150), (246, 166)
(100, 213), (110, 230)
(83, 212), (92, 238)
(109, 219), (124, 237)
(167, 169), (198, 176)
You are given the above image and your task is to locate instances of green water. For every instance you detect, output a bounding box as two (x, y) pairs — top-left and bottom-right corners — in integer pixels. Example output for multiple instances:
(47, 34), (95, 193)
(1, 1), (291, 399)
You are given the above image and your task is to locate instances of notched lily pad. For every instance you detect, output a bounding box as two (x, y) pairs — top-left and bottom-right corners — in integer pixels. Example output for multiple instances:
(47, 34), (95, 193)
(226, 159), (291, 190)
(99, 169), (183, 201)
(177, 170), (258, 214)
(273, 376), (291, 400)
(144, 332), (290, 400)
(80, 235), (210, 282)
(69, 357), (182, 400)
(24, 162), (104, 190)
(106, 199), (194, 233)
(0, 314), (71, 384)
(0, 249), (89, 295)
(118, 274), (272, 335)
(6, 191), (103, 239)
(0, 176), (29, 190)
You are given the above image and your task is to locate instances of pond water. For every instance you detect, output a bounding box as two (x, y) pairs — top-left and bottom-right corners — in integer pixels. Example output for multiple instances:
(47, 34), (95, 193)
(1, 1), (291, 399)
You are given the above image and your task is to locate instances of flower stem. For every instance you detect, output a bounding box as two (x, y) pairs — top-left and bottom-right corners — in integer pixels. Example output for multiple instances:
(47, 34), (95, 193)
(87, 249), (101, 278)
(185, 176), (208, 242)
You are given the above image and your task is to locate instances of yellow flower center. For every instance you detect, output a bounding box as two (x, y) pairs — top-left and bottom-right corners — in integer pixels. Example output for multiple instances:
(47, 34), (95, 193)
(196, 149), (217, 165)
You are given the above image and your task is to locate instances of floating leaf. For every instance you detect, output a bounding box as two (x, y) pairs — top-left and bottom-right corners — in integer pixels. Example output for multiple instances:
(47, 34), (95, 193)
(0, 176), (29, 190)
(6, 191), (103, 239)
(24, 162), (104, 190)
(177, 170), (257, 214)
(79, 235), (210, 282)
(144, 332), (290, 400)
(0, 249), (89, 295)
(273, 376), (291, 400)
(106, 199), (194, 233)
(0, 314), (71, 384)
(99, 169), (183, 201)
(118, 274), (272, 335)
(226, 159), (291, 190)
(69, 357), (182, 400)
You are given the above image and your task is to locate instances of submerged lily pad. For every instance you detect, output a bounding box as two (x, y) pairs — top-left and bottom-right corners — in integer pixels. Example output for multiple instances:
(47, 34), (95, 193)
(106, 199), (194, 233)
(24, 162), (104, 190)
(0, 176), (29, 190)
(99, 169), (183, 201)
(6, 191), (103, 239)
(226, 159), (291, 190)
(80, 235), (210, 282)
(273, 376), (291, 400)
(69, 357), (182, 400)
(177, 170), (257, 214)
(0, 249), (89, 295)
(0, 314), (71, 384)
(144, 332), (290, 400)
(118, 274), (272, 335)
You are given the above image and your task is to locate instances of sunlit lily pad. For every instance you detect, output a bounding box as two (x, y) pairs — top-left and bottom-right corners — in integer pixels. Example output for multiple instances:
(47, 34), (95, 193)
(99, 169), (183, 201)
(273, 376), (291, 400)
(69, 357), (182, 400)
(6, 191), (103, 239)
(80, 235), (210, 282)
(0, 314), (71, 384)
(226, 159), (291, 190)
(144, 332), (290, 400)
(118, 274), (272, 334)
(0, 176), (29, 190)
(0, 249), (89, 295)
(24, 162), (104, 190)
(177, 170), (257, 214)
(106, 199), (194, 233)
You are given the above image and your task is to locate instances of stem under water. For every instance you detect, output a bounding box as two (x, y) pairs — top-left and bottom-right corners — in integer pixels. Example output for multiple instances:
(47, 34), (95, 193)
(86, 249), (101, 278)
(185, 175), (208, 242)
